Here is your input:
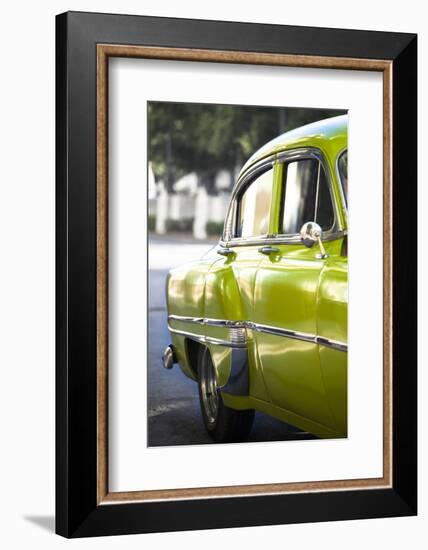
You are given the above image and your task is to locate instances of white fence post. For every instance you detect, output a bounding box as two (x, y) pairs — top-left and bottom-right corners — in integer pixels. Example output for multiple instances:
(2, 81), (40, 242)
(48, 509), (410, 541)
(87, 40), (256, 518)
(193, 187), (208, 239)
(155, 182), (168, 235)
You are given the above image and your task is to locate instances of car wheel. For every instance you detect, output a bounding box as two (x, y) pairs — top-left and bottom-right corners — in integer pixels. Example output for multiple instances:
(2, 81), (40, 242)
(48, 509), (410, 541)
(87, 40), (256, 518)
(197, 346), (254, 443)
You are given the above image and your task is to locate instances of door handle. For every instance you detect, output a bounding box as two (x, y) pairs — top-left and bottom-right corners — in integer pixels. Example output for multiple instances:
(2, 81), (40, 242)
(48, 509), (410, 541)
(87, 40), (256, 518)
(258, 246), (280, 255)
(217, 247), (235, 257)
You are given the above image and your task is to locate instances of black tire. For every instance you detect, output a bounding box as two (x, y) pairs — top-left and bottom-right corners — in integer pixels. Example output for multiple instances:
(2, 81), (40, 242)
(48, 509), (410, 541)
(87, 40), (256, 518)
(197, 346), (254, 443)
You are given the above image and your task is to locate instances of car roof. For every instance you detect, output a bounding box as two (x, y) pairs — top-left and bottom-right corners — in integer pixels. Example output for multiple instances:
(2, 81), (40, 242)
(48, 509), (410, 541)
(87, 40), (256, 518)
(238, 114), (348, 179)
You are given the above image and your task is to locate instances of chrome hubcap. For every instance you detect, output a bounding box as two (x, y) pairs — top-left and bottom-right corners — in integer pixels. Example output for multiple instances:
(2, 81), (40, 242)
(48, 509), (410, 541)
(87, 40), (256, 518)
(200, 352), (219, 425)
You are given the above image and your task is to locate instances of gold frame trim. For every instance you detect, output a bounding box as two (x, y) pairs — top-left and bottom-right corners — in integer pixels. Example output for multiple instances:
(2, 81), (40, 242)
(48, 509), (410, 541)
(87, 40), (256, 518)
(96, 44), (393, 504)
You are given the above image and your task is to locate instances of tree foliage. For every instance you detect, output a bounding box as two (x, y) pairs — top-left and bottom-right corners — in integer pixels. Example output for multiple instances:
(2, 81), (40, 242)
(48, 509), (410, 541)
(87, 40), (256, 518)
(148, 102), (344, 192)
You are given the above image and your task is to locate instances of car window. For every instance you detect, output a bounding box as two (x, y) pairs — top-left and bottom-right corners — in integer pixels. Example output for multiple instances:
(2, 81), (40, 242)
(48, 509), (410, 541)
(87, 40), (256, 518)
(338, 150), (348, 206)
(235, 168), (273, 238)
(281, 158), (334, 235)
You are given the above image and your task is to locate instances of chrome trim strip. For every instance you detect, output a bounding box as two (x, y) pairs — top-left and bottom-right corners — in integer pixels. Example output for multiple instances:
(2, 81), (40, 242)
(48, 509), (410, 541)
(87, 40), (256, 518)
(169, 315), (246, 329)
(316, 336), (347, 353)
(168, 315), (347, 352)
(253, 322), (316, 344)
(168, 314), (204, 325)
(204, 318), (247, 328)
(168, 326), (247, 349)
(219, 230), (346, 249)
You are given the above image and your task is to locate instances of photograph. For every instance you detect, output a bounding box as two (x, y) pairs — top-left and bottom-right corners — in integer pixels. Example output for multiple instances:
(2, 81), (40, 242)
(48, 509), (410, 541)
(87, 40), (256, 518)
(147, 101), (348, 446)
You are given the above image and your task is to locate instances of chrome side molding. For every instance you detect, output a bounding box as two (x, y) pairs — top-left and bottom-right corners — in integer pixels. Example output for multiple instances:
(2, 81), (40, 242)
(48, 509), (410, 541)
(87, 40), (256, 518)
(168, 315), (347, 352)
(316, 336), (347, 353)
(168, 326), (247, 349)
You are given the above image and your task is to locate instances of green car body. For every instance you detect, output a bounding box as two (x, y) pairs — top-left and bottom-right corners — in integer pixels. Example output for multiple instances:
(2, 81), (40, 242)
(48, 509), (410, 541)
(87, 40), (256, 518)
(164, 115), (348, 440)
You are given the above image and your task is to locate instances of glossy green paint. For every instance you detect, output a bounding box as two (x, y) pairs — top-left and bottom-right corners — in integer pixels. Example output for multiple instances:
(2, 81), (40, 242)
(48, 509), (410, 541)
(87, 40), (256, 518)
(166, 115), (348, 438)
(317, 257), (348, 433)
(254, 243), (338, 429)
(203, 247), (269, 399)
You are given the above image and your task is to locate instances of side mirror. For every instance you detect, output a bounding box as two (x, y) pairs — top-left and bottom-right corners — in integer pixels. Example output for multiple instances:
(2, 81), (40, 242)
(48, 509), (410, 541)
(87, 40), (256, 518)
(300, 221), (328, 258)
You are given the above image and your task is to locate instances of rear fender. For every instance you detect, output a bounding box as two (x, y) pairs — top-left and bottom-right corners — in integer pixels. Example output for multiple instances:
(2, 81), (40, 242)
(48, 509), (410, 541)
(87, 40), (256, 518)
(167, 259), (214, 382)
(204, 259), (249, 393)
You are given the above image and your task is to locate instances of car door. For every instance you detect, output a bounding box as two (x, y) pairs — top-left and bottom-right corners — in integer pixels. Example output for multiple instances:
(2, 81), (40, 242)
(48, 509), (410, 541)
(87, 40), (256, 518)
(203, 162), (275, 401)
(253, 151), (344, 432)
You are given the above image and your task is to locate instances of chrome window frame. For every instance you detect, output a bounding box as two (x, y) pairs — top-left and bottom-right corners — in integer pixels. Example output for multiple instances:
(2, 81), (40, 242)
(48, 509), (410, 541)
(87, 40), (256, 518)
(220, 147), (346, 248)
(223, 158), (275, 244)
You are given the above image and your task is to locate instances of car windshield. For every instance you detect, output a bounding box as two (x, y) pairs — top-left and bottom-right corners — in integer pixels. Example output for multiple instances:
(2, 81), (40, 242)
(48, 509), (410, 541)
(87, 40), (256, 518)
(338, 150), (348, 205)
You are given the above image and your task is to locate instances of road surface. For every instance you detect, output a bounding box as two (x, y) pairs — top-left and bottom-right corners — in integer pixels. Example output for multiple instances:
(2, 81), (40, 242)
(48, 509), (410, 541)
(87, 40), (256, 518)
(147, 235), (314, 446)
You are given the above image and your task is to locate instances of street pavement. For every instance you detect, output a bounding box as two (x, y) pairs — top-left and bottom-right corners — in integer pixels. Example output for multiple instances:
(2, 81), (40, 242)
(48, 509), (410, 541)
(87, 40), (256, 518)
(147, 235), (314, 446)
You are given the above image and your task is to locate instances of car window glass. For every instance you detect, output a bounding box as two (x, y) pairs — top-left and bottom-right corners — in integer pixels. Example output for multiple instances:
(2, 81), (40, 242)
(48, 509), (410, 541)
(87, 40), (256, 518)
(281, 158), (334, 234)
(316, 166), (335, 230)
(236, 169), (273, 238)
(338, 151), (348, 205)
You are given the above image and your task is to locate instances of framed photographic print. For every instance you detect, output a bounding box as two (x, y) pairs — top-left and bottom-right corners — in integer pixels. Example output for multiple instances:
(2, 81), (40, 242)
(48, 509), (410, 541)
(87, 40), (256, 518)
(56, 11), (417, 537)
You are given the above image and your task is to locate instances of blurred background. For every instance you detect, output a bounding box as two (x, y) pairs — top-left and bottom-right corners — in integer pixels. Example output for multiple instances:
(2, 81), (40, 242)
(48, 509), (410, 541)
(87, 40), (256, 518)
(148, 101), (345, 241)
(147, 102), (345, 446)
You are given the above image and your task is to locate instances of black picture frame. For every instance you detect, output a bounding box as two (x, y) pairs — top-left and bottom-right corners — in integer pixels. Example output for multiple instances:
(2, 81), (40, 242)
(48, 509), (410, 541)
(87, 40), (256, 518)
(56, 10), (417, 538)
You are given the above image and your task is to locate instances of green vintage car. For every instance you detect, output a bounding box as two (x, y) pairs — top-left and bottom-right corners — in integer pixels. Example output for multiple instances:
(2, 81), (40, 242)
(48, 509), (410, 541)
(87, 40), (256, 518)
(163, 114), (348, 442)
